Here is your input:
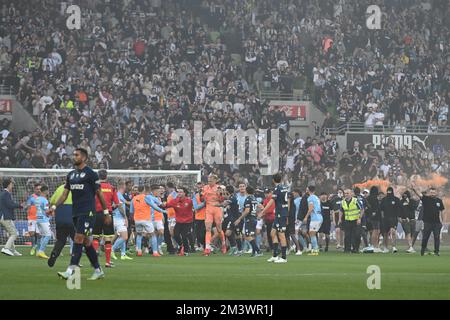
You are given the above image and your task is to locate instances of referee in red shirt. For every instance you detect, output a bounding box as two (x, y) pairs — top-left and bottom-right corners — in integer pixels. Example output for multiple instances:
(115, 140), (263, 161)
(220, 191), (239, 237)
(93, 169), (120, 267)
(166, 187), (194, 256)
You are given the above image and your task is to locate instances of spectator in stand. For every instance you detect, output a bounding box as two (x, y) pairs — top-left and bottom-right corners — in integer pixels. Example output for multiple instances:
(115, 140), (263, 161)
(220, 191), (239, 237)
(0, 0), (448, 196)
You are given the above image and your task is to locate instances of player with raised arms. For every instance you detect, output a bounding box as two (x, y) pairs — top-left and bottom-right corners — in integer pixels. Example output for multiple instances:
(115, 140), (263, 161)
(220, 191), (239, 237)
(201, 174), (226, 256)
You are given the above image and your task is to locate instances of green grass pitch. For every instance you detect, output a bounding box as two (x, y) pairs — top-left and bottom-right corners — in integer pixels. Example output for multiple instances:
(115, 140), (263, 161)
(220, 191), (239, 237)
(1, 246), (450, 300)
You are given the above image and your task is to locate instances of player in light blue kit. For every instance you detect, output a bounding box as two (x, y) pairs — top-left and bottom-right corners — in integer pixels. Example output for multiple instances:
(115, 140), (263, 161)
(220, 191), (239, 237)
(111, 181), (132, 261)
(35, 185), (51, 259)
(145, 185), (167, 256)
(303, 186), (322, 256)
(235, 182), (248, 254)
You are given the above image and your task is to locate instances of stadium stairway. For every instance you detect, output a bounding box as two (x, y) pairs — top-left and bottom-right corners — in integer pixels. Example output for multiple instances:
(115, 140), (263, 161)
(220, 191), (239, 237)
(0, 93), (38, 132)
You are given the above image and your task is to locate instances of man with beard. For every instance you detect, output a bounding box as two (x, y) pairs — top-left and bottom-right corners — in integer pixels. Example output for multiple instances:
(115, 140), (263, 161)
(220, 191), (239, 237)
(53, 148), (108, 280)
(412, 187), (445, 256)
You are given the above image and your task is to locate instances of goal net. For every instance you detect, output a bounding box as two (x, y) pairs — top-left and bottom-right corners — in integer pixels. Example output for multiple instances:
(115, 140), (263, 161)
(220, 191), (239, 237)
(0, 169), (201, 246)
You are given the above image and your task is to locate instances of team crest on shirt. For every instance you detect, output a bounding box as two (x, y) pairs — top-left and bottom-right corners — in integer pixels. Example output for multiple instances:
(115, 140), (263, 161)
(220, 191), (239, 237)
(80, 172), (86, 178)
(437, 203), (441, 207)
(391, 201), (395, 205)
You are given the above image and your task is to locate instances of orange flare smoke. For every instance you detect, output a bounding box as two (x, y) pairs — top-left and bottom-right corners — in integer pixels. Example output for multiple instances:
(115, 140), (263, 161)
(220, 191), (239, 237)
(353, 179), (390, 193)
(415, 173), (448, 188)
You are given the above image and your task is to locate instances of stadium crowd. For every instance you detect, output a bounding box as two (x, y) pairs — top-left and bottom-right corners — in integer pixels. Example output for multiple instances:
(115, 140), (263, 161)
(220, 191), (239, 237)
(0, 0), (449, 193)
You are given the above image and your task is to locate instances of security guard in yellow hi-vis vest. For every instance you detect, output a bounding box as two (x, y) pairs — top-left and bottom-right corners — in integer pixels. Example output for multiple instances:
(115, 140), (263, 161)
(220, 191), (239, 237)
(338, 189), (363, 253)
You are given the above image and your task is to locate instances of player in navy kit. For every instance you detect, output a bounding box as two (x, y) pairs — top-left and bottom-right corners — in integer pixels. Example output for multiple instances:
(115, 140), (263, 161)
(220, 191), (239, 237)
(234, 186), (262, 257)
(52, 148), (109, 281)
(261, 173), (290, 263)
(222, 186), (243, 255)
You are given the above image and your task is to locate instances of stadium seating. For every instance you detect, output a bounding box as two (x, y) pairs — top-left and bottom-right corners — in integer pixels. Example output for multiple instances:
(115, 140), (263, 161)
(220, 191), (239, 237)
(0, 0), (448, 193)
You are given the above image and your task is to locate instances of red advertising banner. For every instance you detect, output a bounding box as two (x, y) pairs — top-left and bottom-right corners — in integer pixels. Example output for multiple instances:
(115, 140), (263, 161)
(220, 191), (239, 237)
(269, 104), (306, 121)
(0, 100), (12, 114)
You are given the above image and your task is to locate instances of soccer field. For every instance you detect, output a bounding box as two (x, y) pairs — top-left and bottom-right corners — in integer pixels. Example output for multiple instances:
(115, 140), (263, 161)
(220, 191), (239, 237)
(1, 246), (450, 300)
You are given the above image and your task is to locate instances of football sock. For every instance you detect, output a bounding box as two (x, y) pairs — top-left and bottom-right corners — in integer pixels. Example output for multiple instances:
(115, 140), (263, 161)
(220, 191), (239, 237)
(250, 239), (260, 254)
(228, 233), (236, 247)
(151, 234), (158, 253)
(136, 235), (142, 251)
(70, 243), (83, 266)
(85, 245), (100, 269)
(205, 231), (212, 249)
(105, 241), (112, 264)
(39, 236), (50, 252)
(281, 246), (287, 259)
(256, 234), (262, 249)
(220, 231), (225, 246)
(273, 243), (279, 257)
(92, 238), (100, 252)
(236, 238), (242, 251)
(112, 238), (124, 253)
(311, 235), (318, 250)
(299, 235), (307, 250)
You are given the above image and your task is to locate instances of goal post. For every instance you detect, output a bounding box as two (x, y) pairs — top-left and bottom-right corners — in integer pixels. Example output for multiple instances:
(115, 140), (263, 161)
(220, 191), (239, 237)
(0, 168), (201, 246)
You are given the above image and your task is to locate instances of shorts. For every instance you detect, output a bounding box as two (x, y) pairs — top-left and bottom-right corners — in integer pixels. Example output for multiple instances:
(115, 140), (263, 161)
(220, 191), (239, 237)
(401, 219), (416, 235)
(235, 219), (244, 235)
(222, 217), (238, 232)
(168, 218), (176, 229)
(36, 221), (52, 237)
(381, 217), (398, 234)
(56, 224), (75, 242)
(318, 219), (331, 235)
(27, 220), (37, 233)
(415, 220), (424, 232)
(135, 220), (155, 234)
(366, 217), (381, 231)
(273, 215), (287, 233)
(114, 218), (128, 234)
(244, 217), (257, 237)
(92, 211), (115, 237)
(153, 220), (164, 231)
(298, 220), (309, 233)
(205, 206), (223, 224)
(256, 218), (264, 230)
(309, 220), (323, 232)
(73, 213), (95, 236)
